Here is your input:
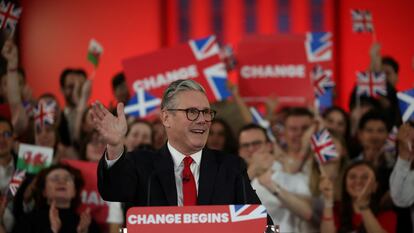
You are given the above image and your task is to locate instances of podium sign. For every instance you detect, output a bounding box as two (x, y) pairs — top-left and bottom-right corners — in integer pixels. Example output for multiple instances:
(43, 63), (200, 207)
(127, 204), (267, 233)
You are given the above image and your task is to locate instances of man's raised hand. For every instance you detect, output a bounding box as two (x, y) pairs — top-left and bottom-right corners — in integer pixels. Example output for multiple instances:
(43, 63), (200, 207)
(91, 101), (127, 159)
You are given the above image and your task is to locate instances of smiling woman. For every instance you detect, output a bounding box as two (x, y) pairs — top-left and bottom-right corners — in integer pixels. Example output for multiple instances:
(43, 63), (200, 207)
(12, 164), (101, 233)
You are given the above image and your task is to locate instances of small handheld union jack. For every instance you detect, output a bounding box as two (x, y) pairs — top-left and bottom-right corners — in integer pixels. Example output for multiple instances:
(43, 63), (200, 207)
(0, 0), (22, 33)
(311, 65), (335, 97)
(9, 169), (26, 196)
(356, 71), (387, 98)
(34, 101), (56, 129)
(351, 9), (374, 33)
(311, 129), (339, 164)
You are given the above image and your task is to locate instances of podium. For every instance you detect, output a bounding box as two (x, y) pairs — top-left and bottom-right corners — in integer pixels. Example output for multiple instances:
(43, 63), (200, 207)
(126, 204), (269, 233)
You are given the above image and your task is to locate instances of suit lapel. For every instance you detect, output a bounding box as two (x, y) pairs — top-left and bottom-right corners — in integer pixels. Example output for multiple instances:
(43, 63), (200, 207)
(154, 145), (177, 205)
(197, 149), (218, 204)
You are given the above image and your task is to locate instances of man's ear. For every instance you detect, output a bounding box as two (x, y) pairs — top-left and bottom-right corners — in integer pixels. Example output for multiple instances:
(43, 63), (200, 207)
(160, 110), (171, 128)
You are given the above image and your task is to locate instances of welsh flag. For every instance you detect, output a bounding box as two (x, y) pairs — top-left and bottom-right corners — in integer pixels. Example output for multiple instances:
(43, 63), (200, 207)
(87, 39), (104, 67)
(17, 143), (53, 174)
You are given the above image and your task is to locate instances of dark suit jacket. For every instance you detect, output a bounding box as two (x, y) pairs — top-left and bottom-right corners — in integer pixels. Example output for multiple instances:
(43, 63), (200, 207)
(97, 145), (261, 206)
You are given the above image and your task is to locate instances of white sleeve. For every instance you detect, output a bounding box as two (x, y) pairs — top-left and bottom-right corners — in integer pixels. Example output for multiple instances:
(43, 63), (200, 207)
(104, 148), (124, 168)
(390, 157), (414, 207)
(106, 201), (124, 224)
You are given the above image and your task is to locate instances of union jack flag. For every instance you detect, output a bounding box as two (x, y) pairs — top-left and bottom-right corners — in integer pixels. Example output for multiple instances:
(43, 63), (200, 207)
(34, 101), (56, 129)
(311, 129), (339, 164)
(305, 32), (333, 63)
(315, 88), (333, 114)
(356, 71), (387, 98)
(249, 106), (275, 142)
(229, 205), (267, 222)
(0, 1), (22, 32)
(124, 88), (161, 118)
(311, 65), (334, 97)
(351, 9), (374, 33)
(9, 169), (26, 196)
(397, 89), (414, 122)
(383, 126), (398, 153)
(189, 35), (231, 101)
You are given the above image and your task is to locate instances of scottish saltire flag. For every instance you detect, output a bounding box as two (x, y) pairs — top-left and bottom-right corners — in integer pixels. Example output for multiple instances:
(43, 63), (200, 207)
(397, 89), (414, 122)
(87, 39), (104, 67)
(356, 71), (387, 98)
(189, 35), (231, 101)
(315, 88), (334, 114)
(311, 129), (338, 164)
(0, 1), (22, 32)
(229, 205), (267, 222)
(351, 9), (374, 33)
(383, 126), (398, 154)
(311, 65), (334, 97)
(34, 101), (56, 130)
(249, 107), (275, 142)
(305, 32), (333, 63)
(9, 169), (26, 196)
(124, 88), (161, 118)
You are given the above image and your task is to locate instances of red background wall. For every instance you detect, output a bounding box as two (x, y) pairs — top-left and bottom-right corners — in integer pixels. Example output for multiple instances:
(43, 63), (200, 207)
(19, 0), (414, 109)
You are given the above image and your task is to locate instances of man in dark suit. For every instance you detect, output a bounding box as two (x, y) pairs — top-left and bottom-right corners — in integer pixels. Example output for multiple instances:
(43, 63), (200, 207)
(92, 79), (261, 207)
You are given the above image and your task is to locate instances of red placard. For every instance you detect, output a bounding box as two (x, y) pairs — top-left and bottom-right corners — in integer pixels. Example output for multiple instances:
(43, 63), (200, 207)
(127, 205), (268, 233)
(123, 35), (231, 103)
(237, 35), (315, 106)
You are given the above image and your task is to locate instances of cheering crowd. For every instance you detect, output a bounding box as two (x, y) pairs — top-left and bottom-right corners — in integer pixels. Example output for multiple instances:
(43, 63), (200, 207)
(1, 34), (414, 233)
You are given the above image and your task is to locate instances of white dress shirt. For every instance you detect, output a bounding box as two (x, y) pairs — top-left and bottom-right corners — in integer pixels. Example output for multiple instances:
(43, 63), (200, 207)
(105, 142), (202, 206)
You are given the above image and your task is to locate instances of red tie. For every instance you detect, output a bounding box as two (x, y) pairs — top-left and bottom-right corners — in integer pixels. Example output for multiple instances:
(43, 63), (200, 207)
(182, 156), (197, 206)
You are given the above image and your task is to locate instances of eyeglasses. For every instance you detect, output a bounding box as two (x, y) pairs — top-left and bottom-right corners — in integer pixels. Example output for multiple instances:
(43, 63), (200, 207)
(47, 175), (74, 184)
(167, 108), (216, 122)
(0, 131), (12, 139)
(239, 140), (266, 150)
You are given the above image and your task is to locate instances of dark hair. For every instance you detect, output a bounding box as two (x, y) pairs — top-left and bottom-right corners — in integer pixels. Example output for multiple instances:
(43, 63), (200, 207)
(111, 72), (126, 91)
(322, 106), (351, 140)
(238, 123), (270, 143)
(382, 56), (399, 74)
(59, 68), (87, 89)
(126, 119), (154, 144)
(0, 116), (13, 133)
(284, 107), (314, 122)
(339, 161), (380, 233)
(210, 118), (238, 154)
(358, 110), (390, 132)
(33, 164), (84, 210)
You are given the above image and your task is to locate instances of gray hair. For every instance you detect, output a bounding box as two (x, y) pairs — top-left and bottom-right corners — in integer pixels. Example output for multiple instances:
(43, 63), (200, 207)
(161, 79), (206, 109)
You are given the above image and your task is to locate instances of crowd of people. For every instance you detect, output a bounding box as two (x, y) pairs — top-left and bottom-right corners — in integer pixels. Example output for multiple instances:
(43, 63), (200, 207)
(0, 34), (414, 233)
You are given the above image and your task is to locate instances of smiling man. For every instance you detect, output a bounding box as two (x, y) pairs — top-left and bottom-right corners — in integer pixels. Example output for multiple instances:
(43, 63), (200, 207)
(93, 79), (261, 207)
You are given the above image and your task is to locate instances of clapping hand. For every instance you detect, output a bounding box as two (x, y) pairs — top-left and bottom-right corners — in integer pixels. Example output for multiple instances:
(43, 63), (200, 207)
(77, 208), (91, 233)
(49, 201), (61, 233)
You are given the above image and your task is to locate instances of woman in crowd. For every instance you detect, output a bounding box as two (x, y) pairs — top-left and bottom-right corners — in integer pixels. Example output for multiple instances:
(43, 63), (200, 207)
(13, 164), (100, 233)
(207, 118), (237, 154)
(320, 161), (396, 233)
(124, 120), (153, 152)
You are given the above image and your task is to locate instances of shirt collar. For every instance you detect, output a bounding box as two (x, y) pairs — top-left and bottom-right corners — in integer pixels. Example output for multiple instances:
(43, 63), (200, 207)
(167, 141), (202, 169)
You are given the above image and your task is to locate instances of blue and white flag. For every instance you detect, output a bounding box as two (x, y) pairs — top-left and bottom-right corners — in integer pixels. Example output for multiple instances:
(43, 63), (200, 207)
(124, 88), (161, 118)
(305, 32), (333, 63)
(249, 107), (275, 142)
(397, 89), (414, 122)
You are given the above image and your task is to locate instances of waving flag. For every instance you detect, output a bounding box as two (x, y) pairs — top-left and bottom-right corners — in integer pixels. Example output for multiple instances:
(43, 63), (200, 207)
(315, 88), (334, 114)
(249, 107), (275, 142)
(17, 143), (53, 174)
(87, 39), (104, 67)
(351, 9), (374, 33)
(356, 71), (386, 98)
(305, 32), (333, 63)
(189, 35), (231, 101)
(397, 89), (414, 122)
(311, 65), (334, 97)
(124, 88), (161, 118)
(229, 205), (267, 222)
(311, 129), (338, 164)
(34, 101), (56, 130)
(9, 169), (26, 196)
(0, 1), (22, 33)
